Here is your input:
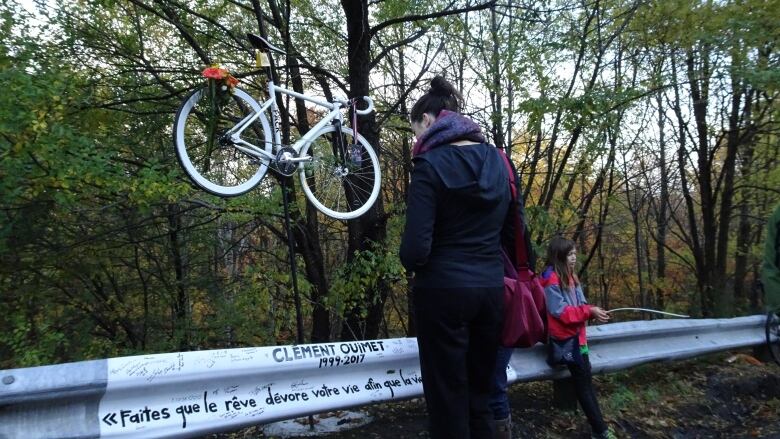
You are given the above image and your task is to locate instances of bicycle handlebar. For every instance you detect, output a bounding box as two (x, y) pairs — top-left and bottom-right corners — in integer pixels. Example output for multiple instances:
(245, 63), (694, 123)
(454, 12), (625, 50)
(355, 96), (374, 115)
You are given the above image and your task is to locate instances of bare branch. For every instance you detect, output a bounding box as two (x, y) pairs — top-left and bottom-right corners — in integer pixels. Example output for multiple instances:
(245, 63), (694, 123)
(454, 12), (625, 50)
(370, 0), (497, 36)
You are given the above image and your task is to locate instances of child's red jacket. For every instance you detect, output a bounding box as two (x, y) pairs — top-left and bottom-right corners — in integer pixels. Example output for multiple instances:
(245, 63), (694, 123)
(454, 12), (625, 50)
(541, 267), (592, 347)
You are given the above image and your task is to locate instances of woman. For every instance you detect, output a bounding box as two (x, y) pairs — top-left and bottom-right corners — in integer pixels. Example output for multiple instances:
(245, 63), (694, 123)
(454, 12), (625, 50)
(542, 236), (615, 439)
(400, 76), (511, 439)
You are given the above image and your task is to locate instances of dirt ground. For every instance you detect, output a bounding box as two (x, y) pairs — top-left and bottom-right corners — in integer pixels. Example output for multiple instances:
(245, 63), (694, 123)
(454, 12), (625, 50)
(218, 350), (780, 439)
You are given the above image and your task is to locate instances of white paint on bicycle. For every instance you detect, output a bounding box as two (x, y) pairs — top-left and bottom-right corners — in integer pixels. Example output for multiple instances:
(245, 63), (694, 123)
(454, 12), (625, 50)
(173, 80), (381, 220)
(174, 88), (272, 197)
(298, 125), (381, 220)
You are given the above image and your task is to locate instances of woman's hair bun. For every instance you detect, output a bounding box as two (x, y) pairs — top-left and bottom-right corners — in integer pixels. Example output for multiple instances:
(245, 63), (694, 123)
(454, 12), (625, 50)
(410, 75), (463, 121)
(429, 76), (455, 97)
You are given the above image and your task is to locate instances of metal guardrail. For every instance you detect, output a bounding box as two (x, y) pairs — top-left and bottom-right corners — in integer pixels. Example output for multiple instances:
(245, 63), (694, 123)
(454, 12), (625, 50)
(507, 314), (770, 382)
(0, 315), (773, 439)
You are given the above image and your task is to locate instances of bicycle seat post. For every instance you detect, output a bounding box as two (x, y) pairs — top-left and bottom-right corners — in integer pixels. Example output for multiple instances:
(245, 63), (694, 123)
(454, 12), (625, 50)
(248, 33), (285, 84)
(264, 49), (277, 84)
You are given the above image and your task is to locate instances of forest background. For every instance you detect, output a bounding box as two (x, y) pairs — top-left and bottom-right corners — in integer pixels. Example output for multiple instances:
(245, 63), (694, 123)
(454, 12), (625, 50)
(1, 0), (778, 369)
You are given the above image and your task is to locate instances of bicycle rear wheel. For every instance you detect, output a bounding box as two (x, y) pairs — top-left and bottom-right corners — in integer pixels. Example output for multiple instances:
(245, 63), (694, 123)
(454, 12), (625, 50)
(767, 310), (780, 366)
(299, 125), (381, 220)
(174, 87), (272, 196)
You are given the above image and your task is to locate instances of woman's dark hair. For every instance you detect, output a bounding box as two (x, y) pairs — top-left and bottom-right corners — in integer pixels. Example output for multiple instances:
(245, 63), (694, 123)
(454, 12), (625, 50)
(546, 236), (578, 290)
(410, 76), (463, 122)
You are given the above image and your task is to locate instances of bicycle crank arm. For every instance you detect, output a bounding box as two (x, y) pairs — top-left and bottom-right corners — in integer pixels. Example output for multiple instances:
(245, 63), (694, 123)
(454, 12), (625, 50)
(278, 155), (311, 163)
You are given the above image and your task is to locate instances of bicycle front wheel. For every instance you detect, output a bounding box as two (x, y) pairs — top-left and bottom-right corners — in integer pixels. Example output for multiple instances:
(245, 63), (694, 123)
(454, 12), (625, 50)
(299, 125), (381, 220)
(174, 87), (272, 197)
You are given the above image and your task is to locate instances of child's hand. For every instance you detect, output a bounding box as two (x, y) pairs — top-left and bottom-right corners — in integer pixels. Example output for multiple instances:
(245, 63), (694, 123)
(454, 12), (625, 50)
(590, 306), (610, 323)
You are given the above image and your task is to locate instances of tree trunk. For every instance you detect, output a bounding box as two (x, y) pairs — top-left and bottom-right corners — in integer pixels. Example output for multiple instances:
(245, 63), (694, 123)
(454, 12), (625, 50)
(625, 176), (646, 310)
(655, 92), (668, 310)
(339, 0), (388, 341)
(397, 46), (416, 337)
(712, 71), (743, 315)
(734, 90), (757, 311)
(671, 51), (704, 315)
(167, 203), (189, 350)
(537, 4), (596, 209)
(256, 0), (333, 342)
(489, 6), (505, 150)
(686, 47), (717, 316)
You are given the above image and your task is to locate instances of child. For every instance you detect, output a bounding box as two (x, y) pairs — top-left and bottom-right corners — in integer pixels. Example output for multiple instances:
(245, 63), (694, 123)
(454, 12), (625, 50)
(541, 236), (615, 439)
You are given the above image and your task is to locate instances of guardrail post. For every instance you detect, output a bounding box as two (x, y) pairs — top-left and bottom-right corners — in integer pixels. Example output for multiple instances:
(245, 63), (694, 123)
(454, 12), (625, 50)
(552, 378), (578, 410)
(753, 344), (771, 362)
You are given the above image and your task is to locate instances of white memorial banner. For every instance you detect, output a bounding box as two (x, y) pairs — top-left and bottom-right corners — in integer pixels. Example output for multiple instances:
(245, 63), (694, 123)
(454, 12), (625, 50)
(98, 338), (423, 438)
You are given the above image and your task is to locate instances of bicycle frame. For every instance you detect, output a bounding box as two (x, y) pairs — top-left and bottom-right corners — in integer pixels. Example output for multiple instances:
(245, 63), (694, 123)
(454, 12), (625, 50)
(226, 80), (349, 165)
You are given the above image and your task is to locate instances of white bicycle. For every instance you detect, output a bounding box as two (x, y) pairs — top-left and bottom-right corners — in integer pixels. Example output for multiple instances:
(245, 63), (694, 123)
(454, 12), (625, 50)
(173, 33), (381, 220)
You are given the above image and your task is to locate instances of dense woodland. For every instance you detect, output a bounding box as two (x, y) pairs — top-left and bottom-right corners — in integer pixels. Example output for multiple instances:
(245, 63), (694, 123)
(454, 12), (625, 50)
(1, 0), (778, 369)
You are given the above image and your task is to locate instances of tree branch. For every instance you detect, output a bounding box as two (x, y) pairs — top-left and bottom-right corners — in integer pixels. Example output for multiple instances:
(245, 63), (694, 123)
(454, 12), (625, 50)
(370, 28), (428, 70)
(370, 0), (497, 36)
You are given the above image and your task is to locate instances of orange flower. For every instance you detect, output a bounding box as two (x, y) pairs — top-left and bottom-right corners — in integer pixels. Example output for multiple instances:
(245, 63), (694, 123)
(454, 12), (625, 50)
(202, 66), (228, 79)
(201, 65), (238, 91)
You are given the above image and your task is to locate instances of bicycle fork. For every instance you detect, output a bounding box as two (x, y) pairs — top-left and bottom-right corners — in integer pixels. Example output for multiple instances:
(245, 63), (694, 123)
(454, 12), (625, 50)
(332, 119), (349, 168)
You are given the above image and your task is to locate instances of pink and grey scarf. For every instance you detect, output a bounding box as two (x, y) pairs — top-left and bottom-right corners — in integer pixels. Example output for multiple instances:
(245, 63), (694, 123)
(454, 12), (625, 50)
(411, 110), (486, 157)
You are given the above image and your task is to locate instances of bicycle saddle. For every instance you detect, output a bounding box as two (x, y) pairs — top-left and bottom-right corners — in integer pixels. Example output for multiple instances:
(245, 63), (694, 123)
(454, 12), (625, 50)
(247, 33), (286, 55)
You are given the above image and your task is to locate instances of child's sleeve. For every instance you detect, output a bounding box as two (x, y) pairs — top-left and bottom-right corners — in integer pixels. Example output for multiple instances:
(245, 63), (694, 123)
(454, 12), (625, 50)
(545, 284), (592, 324)
(576, 285), (588, 305)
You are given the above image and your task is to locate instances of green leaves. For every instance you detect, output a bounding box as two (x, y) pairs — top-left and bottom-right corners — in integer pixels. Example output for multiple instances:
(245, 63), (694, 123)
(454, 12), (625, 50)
(329, 241), (404, 316)
(1, 0), (777, 366)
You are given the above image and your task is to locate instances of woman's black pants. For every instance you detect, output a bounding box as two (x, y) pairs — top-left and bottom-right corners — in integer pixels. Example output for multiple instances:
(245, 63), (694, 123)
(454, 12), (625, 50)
(567, 354), (608, 434)
(413, 286), (504, 439)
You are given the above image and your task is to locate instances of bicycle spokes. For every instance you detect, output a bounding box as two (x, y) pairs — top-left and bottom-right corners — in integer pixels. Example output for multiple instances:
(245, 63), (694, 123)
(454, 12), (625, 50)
(174, 87), (271, 196)
(299, 125), (380, 219)
(174, 82), (379, 218)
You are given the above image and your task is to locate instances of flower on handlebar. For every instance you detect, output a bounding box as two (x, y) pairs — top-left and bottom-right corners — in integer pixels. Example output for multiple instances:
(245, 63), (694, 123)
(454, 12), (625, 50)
(202, 64), (239, 93)
(201, 64), (239, 152)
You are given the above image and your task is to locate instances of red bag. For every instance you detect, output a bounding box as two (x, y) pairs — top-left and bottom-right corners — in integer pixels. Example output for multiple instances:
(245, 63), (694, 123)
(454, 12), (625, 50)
(501, 252), (547, 347)
(498, 150), (547, 348)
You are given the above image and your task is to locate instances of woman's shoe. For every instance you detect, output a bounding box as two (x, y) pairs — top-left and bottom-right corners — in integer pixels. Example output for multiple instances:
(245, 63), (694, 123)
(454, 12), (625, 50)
(493, 415), (511, 439)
